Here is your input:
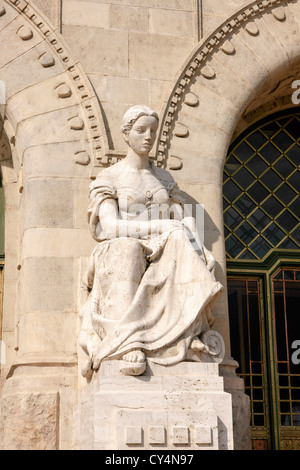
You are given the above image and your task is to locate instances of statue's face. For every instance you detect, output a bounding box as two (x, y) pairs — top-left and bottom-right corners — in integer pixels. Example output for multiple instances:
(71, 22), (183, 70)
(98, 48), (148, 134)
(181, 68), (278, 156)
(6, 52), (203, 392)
(126, 115), (158, 156)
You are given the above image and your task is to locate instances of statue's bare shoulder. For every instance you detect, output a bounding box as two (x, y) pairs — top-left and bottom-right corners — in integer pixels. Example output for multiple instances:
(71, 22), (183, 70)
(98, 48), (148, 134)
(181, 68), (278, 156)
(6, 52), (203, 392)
(150, 163), (178, 189)
(95, 160), (176, 187)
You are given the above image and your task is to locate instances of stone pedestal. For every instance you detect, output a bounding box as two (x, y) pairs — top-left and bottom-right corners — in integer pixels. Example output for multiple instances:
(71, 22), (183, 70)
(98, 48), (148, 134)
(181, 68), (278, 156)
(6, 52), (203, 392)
(75, 361), (234, 450)
(0, 358), (78, 450)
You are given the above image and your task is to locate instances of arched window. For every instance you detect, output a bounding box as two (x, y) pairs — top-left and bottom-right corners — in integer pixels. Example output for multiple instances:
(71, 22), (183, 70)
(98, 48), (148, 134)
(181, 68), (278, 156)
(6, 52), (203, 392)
(223, 109), (300, 450)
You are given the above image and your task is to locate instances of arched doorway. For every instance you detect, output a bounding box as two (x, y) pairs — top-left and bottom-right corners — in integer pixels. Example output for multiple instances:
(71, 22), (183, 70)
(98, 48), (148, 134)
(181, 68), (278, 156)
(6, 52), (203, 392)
(224, 108), (300, 450)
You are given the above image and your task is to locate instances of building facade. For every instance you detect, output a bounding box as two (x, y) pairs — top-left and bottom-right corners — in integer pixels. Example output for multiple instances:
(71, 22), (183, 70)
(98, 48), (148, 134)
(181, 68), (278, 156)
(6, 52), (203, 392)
(0, 0), (299, 450)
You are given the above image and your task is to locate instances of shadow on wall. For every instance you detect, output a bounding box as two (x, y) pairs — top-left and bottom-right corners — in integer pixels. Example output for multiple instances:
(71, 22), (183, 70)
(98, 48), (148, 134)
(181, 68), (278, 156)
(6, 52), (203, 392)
(180, 189), (221, 252)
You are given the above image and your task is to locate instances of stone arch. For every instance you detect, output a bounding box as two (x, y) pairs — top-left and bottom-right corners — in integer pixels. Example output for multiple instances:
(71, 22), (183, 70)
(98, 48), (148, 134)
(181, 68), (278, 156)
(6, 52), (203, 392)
(0, 0), (109, 173)
(0, 0), (116, 450)
(0, 0), (108, 395)
(156, 0), (300, 348)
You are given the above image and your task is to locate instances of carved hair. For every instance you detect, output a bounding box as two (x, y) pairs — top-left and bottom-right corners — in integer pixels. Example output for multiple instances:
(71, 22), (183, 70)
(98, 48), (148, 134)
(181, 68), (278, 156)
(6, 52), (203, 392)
(120, 105), (159, 134)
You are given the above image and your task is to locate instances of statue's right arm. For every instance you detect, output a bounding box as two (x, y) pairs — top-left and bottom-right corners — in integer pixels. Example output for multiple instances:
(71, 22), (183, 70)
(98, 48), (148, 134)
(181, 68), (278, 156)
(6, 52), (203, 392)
(99, 199), (183, 239)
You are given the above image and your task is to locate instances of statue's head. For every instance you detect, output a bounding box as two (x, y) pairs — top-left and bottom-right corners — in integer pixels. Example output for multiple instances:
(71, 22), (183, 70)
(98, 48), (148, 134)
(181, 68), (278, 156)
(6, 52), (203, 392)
(121, 105), (159, 156)
(120, 105), (159, 135)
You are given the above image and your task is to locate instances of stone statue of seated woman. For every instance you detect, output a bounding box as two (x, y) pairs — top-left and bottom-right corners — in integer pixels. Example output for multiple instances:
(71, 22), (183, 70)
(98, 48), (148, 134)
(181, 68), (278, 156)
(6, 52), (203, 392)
(79, 105), (224, 378)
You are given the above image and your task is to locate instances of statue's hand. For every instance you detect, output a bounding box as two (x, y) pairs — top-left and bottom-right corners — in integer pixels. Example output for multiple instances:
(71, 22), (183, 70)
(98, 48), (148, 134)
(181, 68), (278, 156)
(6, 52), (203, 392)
(158, 219), (183, 234)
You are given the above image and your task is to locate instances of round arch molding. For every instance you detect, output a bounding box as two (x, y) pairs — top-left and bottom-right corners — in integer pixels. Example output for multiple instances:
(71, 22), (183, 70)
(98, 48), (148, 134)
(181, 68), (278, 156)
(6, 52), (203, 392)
(0, 0), (112, 451)
(157, 0), (300, 169)
(0, 0), (110, 366)
(155, 0), (300, 346)
(0, 0), (109, 174)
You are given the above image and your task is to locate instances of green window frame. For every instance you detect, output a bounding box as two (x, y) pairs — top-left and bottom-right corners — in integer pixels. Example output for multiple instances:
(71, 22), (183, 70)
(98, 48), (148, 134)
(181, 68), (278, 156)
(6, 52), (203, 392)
(224, 109), (300, 450)
(224, 109), (300, 261)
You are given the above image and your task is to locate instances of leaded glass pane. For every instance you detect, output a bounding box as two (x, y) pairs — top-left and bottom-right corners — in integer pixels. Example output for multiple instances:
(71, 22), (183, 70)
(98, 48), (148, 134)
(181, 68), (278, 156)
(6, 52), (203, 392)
(234, 141), (255, 162)
(275, 185), (297, 206)
(224, 155), (240, 175)
(259, 142), (281, 162)
(249, 237), (272, 258)
(272, 131), (294, 151)
(273, 281), (283, 291)
(248, 209), (271, 231)
(247, 182), (269, 204)
(223, 199), (229, 211)
(287, 171), (300, 193)
(223, 179), (241, 201)
(283, 118), (300, 140)
(286, 144), (300, 166)
(274, 271), (283, 279)
(235, 194), (256, 216)
(289, 199), (300, 217)
(261, 121), (280, 137)
(246, 131), (266, 148)
(247, 156), (269, 177)
(272, 268), (300, 436)
(261, 197), (284, 218)
(290, 226), (300, 244)
(238, 250), (257, 260)
(283, 270), (294, 280)
(274, 157), (295, 178)
(234, 167), (256, 188)
(223, 111), (300, 260)
(277, 211), (298, 232)
(224, 206), (241, 230)
(260, 170), (282, 191)
(227, 235), (244, 258)
(263, 223), (286, 246)
(278, 238), (298, 250)
(236, 222), (258, 245)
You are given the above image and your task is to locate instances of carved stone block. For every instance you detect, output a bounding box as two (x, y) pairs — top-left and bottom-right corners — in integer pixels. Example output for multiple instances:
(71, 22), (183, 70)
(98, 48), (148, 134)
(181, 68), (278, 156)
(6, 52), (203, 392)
(0, 392), (59, 450)
(149, 426), (166, 445)
(172, 426), (189, 445)
(125, 426), (143, 445)
(75, 362), (232, 450)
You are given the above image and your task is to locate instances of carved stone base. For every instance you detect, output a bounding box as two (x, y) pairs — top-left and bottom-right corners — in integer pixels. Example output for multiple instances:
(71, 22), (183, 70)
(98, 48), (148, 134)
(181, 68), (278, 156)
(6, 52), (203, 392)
(75, 361), (234, 450)
(0, 359), (78, 450)
(220, 356), (251, 450)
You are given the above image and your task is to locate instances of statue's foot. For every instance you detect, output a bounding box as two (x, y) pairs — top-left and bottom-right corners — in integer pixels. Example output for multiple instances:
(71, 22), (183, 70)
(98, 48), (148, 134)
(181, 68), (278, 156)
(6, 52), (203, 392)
(190, 336), (206, 352)
(81, 357), (93, 379)
(120, 349), (146, 376)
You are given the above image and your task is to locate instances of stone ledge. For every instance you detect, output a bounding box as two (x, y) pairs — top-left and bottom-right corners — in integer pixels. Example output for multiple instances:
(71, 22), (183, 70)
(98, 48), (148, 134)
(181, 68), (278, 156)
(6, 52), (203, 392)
(76, 361), (234, 450)
(99, 358), (220, 377)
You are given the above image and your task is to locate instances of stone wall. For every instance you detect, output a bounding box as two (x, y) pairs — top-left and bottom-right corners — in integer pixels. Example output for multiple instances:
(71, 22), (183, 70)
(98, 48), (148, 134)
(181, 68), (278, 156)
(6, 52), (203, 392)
(0, 0), (299, 450)
(58, 0), (261, 154)
(61, 0), (198, 153)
